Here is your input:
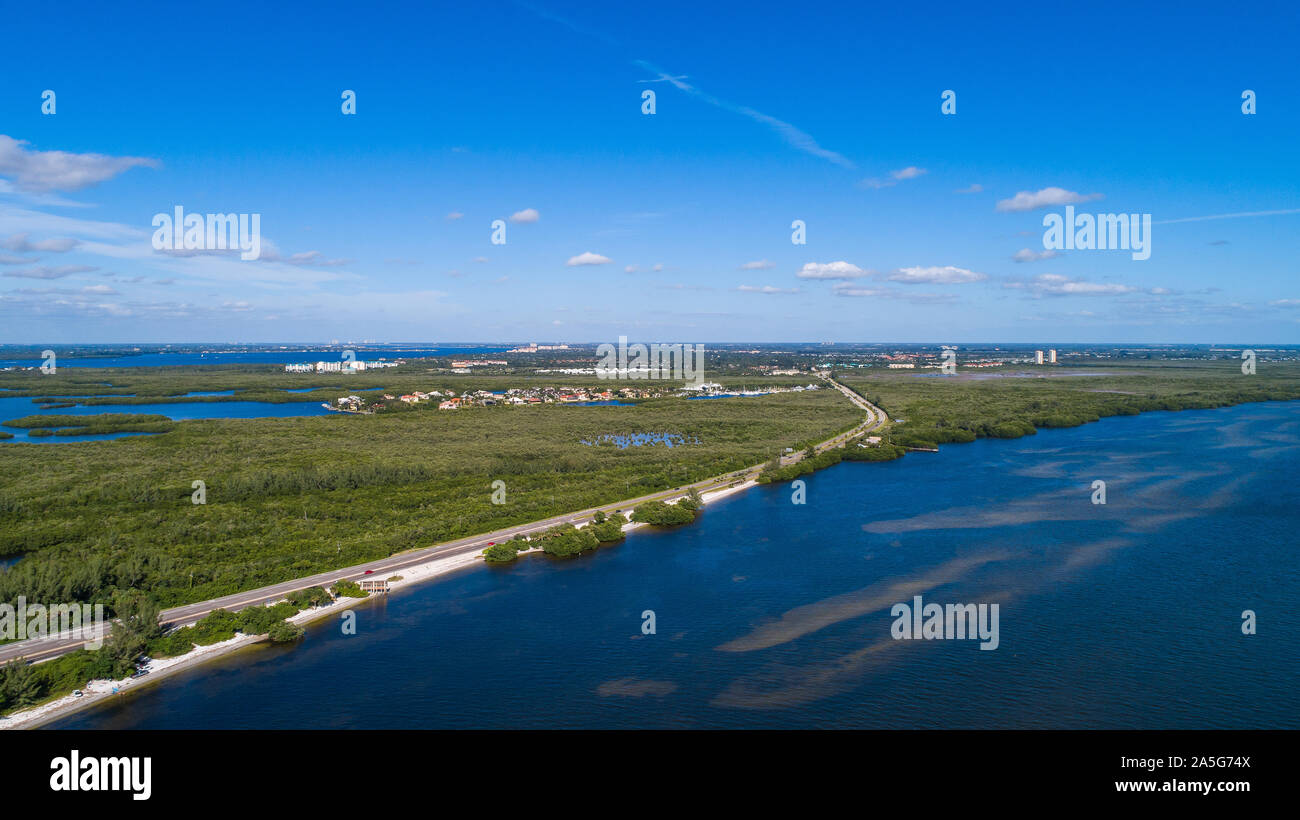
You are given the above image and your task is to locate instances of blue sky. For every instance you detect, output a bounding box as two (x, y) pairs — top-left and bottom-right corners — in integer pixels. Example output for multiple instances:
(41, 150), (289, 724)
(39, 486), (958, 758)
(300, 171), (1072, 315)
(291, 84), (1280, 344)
(1, 0), (1296, 343)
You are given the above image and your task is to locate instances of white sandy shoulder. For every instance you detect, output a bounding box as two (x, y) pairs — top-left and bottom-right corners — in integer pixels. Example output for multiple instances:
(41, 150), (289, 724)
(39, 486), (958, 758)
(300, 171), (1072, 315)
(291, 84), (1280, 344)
(2, 476), (759, 729)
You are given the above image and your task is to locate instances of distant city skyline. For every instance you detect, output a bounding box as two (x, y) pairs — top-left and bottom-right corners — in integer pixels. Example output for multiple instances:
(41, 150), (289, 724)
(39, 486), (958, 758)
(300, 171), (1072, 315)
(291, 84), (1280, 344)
(2, 0), (1297, 344)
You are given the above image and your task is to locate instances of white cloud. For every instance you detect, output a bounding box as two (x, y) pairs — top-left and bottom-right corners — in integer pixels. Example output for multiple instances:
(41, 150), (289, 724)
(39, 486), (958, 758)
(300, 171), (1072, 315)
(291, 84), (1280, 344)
(509, 208), (540, 224)
(566, 251), (612, 267)
(796, 261), (866, 280)
(1012, 248), (1060, 263)
(0, 135), (157, 192)
(996, 187), (1102, 212)
(2, 264), (97, 280)
(1005, 273), (1135, 296)
(740, 259), (773, 270)
(861, 166), (927, 189)
(737, 285), (799, 294)
(446, 212), (464, 220)
(624, 264), (638, 273)
(832, 282), (957, 303)
(830, 284), (886, 297)
(955, 183), (983, 194)
(2, 232), (78, 253)
(258, 246), (352, 267)
(888, 265), (986, 284)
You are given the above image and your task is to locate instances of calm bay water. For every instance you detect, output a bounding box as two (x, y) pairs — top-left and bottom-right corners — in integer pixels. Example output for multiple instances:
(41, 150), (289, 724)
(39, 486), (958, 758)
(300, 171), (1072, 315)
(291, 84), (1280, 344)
(0, 395), (330, 442)
(55, 401), (1300, 729)
(0, 346), (506, 369)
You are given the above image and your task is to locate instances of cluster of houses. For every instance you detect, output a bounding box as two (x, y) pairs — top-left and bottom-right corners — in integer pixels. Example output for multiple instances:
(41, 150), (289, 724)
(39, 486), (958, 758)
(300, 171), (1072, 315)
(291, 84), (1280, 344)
(327, 381), (823, 414)
(392, 386), (633, 410)
(508, 343), (571, 353)
(285, 360), (403, 373)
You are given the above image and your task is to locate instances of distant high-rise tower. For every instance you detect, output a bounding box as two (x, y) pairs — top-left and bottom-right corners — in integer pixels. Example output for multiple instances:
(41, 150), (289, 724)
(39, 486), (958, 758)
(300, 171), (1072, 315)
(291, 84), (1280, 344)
(1049, 349), (1057, 364)
(1035, 350), (1044, 365)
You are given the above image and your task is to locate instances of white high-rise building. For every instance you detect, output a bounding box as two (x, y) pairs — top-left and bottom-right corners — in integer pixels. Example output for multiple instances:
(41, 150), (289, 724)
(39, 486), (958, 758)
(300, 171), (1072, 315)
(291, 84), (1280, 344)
(1048, 349), (1057, 364)
(1035, 350), (1044, 365)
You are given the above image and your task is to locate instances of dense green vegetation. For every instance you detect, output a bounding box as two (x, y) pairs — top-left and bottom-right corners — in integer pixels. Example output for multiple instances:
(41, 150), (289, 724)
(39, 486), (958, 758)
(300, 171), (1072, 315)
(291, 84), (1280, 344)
(0, 590), (159, 714)
(3, 413), (175, 436)
(482, 543), (521, 562)
(839, 361), (1300, 451)
(630, 499), (698, 526)
(329, 580), (368, 599)
(0, 363), (822, 408)
(484, 512), (630, 562)
(0, 585), (335, 715)
(756, 440), (907, 484)
(758, 449), (841, 483)
(0, 387), (859, 611)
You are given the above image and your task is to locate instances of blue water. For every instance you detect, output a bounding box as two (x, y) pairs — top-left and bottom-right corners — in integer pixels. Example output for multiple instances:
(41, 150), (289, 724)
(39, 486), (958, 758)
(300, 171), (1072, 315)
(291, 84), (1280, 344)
(0, 395), (330, 443)
(580, 433), (696, 448)
(54, 402), (1300, 729)
(0, 346), (508, 369)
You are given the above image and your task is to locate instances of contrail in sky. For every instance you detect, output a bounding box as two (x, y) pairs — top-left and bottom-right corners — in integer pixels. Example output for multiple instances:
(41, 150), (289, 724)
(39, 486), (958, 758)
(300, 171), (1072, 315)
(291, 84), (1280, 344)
(516, 2), (855, 169)
(1154, 208), (1300, 225)
(634, 59), (856, 169)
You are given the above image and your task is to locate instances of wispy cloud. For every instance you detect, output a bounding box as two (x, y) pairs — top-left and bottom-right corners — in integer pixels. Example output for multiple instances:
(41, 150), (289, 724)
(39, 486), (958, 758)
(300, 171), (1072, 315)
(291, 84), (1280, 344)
(523, 4), (855, 170)
(860, 166), (927, 189)
(1012, 248), (1060, 263)
(0, 135), (157, 193)
(509, 208), (540, 224)
(635, 60), (854, 169)
(516, 0), (620, 47)
(1, 232), (78, 253)
(996, 187), (1102, 212)
(832, 282), (957, 304)
(1153, 208), (1300, 225)
(2, 264), (97, 280)
(1005, 273), (1135, 297)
